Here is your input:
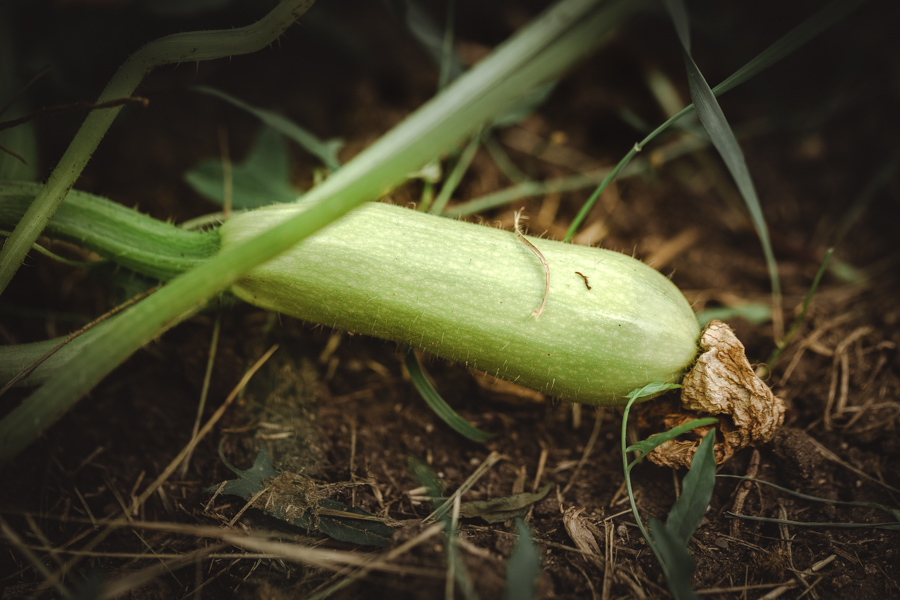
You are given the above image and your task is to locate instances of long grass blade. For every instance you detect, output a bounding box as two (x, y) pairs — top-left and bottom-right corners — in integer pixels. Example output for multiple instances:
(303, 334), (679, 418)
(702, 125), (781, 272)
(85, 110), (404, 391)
(663, 0), (782, 336)
(404, 348), (493, 442)
(712, 0), (869, 99)
(766, 248), (833, 372)
(564, 0), (870, 242)
(192, 85), (343, 172)
(503, 518), (541, 600)
(724, 513), (899, 531)
(718, 474), (900, 523)
(430, 133), (481, 215)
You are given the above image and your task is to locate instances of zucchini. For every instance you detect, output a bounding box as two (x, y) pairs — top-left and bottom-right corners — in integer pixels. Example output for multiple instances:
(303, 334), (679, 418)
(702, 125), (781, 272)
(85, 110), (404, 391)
(221, 201), (701, 405)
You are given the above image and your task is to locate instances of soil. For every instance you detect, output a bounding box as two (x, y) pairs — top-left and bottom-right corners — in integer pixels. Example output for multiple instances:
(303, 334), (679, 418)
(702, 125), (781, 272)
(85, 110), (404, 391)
(2, 1), (899, 599)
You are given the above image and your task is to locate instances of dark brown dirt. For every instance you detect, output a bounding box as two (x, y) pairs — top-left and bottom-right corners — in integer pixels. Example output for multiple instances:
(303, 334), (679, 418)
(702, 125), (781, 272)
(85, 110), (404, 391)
(2, 1), (899, 599)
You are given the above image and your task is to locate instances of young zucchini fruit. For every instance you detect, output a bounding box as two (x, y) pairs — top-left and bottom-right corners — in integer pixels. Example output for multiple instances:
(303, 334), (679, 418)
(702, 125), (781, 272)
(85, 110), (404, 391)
(220, 201), (701, 405)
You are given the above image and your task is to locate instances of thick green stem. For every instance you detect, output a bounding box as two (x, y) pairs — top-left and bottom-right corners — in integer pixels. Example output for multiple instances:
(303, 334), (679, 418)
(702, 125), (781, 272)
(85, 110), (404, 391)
(0, 0), (314, 295)
(0, 182), (218, 280)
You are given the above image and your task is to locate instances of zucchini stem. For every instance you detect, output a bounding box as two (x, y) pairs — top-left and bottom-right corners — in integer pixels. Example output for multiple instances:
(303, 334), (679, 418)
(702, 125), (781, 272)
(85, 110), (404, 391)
(0, 181), (219, 280)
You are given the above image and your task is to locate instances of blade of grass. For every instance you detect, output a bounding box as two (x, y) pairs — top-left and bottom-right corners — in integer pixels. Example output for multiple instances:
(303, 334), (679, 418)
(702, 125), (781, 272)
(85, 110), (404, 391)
(0, 0), (316, 296)
(717, 474), (900, 523)
(483, 134), (529, 185)
(191, 85), (343, 171)
(564, 0), (870, 243)
(689, 53), (783, 333)
(695, 303), (771, 328)
(650, 431), (715, 600)
(451, 131), (713, 217)
(664, 0), (782, 337)
(503, 518), (541, 600)
(403, 347), (493, 442)
(724, 513), (899, 531)
(625, 417), (717, 460)
(712, 0), (870, 99)
(386, 0), (465, 88)
(180, 311), (222, 477)
(409, 459), (477, 600)
(430, 133), (482, 215)
(438, 2), (458, 90)
(620, 386), (673, 582)
(766, 248), (833, 373)
(0, 0), (647, 463)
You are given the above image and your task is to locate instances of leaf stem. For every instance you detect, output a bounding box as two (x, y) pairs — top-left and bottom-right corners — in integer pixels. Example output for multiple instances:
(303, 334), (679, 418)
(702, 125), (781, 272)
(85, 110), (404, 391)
(621, 394), (670, 583)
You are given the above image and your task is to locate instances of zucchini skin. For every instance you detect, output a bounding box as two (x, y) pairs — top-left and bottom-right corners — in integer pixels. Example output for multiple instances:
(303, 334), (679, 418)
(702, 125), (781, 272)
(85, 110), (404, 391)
(220, 202), (700, 405)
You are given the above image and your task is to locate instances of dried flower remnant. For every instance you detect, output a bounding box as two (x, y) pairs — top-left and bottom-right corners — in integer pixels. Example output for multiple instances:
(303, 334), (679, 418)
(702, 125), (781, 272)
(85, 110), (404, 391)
(647, 320), (785, 468)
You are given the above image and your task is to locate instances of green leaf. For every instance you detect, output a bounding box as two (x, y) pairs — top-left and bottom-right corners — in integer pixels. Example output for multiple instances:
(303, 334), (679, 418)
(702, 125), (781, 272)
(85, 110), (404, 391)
(648, 517), (699, 600)
(625, 417), (718, 462)
(185, 125), (299, 208)
(288, 498), (396, 547)
(665, 431), (716, 546)
(404, 347), (494, 442)
(504, 518), (541, 600)
(192, 85), (343, 171)
(206, 445), (279, 498)
(385, 0), (553, 126)
(645, 432), (715, 600)
(459, 482), (553, 524)
(409, 457), (444, 509)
